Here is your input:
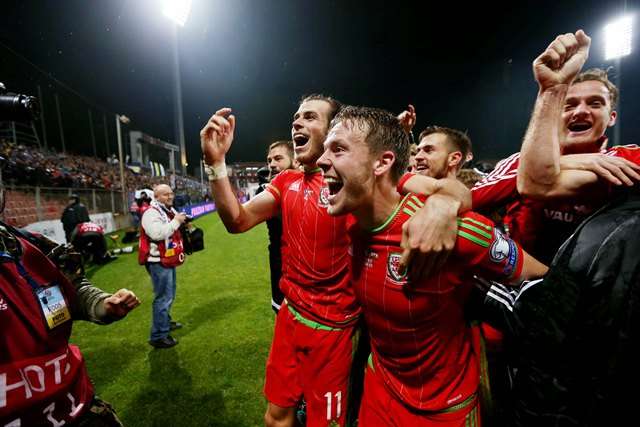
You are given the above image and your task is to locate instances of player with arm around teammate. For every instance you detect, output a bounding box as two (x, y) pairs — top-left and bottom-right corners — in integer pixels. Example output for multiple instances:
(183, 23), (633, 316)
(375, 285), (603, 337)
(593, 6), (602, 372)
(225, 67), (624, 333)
(317, 106), (547, 426)
(201, 95), (473, 427)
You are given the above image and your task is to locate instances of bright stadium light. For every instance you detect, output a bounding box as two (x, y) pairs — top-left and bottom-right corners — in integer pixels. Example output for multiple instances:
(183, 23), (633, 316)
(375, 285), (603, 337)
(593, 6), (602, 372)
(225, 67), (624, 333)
(161, 1), (191, 175)
(604, 15), (633, 60)
(162, 0), (192, 26)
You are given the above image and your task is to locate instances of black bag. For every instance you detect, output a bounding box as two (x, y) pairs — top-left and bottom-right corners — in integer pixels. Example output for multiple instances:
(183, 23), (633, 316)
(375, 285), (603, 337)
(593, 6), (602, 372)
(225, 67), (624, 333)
(181, 226), (204, 255)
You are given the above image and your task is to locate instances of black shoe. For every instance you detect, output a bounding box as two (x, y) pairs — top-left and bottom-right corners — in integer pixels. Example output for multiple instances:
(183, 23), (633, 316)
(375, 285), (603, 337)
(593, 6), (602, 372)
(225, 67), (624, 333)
(170, 321), (183, 331)
(149, 336), (178, 349)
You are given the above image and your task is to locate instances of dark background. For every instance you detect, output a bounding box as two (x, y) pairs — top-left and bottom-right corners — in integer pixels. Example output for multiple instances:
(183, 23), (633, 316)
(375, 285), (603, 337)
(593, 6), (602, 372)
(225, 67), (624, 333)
(1, 0), (637, 174)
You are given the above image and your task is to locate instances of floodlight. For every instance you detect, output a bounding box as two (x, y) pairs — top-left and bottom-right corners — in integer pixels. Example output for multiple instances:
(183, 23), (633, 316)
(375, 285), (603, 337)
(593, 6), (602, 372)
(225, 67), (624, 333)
(162, 0), (192, 26)
(604, 15), (633, 60)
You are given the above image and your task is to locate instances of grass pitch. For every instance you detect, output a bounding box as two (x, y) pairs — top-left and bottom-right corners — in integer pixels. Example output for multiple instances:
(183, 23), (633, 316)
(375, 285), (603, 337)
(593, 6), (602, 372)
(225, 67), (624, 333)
(71, 214), (274, 426)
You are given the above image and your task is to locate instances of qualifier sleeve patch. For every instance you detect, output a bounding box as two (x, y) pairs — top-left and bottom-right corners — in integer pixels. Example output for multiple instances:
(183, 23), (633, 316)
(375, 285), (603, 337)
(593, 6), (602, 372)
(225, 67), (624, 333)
(490, 228), (518, 277)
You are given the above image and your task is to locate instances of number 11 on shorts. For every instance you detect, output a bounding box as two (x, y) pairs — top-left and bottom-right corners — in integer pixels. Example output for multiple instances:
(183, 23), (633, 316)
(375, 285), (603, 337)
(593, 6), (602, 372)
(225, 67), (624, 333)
(324, 391), (342, 420)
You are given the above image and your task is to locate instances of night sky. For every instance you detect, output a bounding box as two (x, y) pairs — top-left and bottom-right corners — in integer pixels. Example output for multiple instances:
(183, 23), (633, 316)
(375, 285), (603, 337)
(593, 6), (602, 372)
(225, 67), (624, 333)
(2, 0), (638, 175)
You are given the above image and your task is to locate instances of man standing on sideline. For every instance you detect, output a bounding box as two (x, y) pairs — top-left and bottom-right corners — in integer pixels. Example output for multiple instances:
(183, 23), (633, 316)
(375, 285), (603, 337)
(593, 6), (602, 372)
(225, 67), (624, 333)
(139, 184), (187, 349)
(200, 95), (470, 427)
(317, 106), (546, 425)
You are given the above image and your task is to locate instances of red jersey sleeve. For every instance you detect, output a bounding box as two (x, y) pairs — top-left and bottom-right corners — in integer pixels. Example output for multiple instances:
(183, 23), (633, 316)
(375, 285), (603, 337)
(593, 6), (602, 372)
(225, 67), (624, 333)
(471, 152), (520, 212)
(266, 169), (300, 207)
(396, 172), (416, 194)
(605, 144), (640, 164)
(455, 211), (524, 281)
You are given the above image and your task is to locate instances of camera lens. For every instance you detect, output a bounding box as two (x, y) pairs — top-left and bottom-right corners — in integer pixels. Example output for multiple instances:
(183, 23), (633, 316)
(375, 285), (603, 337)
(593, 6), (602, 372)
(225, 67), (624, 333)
(0, 94), (40, 122)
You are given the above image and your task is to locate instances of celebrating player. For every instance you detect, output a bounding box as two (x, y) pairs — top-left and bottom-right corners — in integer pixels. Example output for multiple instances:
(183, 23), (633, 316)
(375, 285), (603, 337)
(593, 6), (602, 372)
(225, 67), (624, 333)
(317, 106), (547, 426)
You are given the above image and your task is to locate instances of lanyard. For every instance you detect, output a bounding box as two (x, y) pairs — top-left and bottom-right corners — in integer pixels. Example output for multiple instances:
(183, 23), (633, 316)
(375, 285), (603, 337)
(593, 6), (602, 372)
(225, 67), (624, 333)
(0, 250), (43, 291)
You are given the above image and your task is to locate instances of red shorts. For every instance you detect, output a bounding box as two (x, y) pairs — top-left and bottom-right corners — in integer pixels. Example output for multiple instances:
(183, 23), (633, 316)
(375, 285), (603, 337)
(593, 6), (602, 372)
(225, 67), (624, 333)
(358, 359), (481, 427)
(264, 303), (355, 427)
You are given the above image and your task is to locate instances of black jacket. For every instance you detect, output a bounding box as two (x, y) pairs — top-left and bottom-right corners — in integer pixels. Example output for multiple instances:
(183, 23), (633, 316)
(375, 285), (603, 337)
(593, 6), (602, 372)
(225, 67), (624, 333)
(482, 192), (640, 426)
(61, 201), (90, 236)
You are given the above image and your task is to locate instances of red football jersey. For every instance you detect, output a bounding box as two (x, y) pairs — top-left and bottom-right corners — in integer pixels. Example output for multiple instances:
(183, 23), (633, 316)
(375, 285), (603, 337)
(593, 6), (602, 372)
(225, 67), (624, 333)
(470, 145), (640, 264)
(267, 169), (360, 327)
(349, 194), (523, 411)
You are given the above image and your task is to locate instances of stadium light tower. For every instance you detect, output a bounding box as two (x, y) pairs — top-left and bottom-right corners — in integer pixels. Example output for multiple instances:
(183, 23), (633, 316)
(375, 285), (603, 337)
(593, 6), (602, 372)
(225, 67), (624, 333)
(116, 114), (130, 214)
(162, 0), (192, 176)
(604, 14), (633, 146)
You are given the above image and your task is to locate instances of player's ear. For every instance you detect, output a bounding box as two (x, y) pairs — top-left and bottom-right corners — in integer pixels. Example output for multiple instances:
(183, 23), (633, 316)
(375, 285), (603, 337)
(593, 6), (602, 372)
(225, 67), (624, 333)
(608, 110), (617, 127)
(374, 151), (395, 177)
(448, 151), (463, 169)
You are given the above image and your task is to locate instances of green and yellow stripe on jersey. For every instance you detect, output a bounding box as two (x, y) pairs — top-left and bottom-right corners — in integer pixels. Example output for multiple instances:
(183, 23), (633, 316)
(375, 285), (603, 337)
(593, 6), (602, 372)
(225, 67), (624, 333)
(402, 195), (425, 217)
(456, 217), (493, 248)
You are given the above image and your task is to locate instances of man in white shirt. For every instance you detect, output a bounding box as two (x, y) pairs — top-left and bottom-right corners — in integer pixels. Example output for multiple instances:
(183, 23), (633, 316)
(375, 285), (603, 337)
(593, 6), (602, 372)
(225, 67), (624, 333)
(139, 184), (187, 348)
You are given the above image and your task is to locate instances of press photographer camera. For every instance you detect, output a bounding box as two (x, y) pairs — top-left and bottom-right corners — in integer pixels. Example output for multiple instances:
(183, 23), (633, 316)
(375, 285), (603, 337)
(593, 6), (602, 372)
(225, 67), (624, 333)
(0, 82), (40, 122)
(179, 215), (204, 254)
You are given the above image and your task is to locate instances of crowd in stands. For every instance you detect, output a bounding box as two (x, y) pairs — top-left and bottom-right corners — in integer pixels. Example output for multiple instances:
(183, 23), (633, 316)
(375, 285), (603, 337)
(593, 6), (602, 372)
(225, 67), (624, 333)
(0, 139), (207, 202)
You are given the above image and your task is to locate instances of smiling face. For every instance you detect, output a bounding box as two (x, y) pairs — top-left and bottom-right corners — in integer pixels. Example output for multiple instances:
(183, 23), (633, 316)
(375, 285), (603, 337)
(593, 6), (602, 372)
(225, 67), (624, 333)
(414, 132), (460, 179)
(317, 121), (375, 216)
(154, 184), (174, 208)
(290, 100), (333, 167)
(267, 145), (294, 177)
(407, 143), (418, 172)
(561, 80), (617, 153)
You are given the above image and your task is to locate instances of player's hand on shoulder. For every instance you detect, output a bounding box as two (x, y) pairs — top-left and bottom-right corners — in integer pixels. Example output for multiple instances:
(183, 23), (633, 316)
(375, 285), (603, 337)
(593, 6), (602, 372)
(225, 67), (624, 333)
(200, 107), (236, 165)
(533, 30), (591, 91)
(561, 153), (640, 186)
(399, 194), (458, 282)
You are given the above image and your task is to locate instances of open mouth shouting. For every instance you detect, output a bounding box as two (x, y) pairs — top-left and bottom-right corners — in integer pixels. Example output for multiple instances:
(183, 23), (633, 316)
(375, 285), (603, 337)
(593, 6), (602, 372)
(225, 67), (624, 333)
(567, 120), (593, 136)
(323, 175), (344, 203)
(293, 133), (310, 152)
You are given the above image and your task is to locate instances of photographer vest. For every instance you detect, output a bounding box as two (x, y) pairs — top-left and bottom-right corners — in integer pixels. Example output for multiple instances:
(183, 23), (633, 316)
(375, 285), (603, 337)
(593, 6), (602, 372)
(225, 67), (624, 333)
(138, 205), (185, 268)
(0, 234), (94, 425)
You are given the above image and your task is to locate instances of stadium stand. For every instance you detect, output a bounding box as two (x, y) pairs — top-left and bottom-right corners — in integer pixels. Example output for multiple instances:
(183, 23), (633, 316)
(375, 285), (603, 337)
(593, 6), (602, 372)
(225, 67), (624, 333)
(0, 139), (209, 227)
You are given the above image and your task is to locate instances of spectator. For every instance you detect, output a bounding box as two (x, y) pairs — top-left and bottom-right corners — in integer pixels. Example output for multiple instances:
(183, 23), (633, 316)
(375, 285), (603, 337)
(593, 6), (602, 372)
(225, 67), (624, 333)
(60, 194), (90, 243)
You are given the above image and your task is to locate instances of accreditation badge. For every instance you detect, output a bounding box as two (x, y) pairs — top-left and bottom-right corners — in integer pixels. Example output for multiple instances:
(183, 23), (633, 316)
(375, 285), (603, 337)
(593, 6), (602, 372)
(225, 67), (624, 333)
(36, 285), (71, 329)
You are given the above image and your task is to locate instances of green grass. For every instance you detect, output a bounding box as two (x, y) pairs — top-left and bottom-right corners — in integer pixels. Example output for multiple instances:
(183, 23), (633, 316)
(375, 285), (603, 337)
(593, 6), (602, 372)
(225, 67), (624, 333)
(71, 214), (275, 426)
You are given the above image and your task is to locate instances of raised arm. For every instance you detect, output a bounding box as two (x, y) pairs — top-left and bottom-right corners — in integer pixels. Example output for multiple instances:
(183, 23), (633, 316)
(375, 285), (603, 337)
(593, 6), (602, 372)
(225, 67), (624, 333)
(397, 104), (417, 135)
(200, 108), (278, 233)
(517, 30), (597, 198)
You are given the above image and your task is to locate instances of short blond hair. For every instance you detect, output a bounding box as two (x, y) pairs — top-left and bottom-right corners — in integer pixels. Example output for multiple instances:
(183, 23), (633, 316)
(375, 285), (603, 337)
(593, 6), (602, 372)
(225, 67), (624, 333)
(573, 68), (619, 109)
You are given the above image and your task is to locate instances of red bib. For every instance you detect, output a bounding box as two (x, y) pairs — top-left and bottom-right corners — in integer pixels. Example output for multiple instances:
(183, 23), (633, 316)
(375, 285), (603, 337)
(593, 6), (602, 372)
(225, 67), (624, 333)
(138, 206), (185, 267)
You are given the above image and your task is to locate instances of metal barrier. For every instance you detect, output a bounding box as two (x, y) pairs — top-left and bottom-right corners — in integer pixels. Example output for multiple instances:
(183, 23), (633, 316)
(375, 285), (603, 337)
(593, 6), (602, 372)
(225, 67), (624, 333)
(3, 185), (126, 227)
